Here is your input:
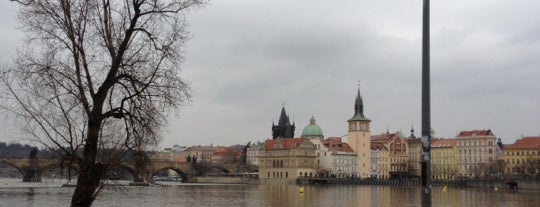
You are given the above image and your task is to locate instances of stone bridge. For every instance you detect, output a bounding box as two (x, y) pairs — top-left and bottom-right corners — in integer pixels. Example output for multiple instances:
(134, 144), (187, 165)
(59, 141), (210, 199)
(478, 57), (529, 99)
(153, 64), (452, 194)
(0, 158), (58, 182)
(0, 158), (238, 183)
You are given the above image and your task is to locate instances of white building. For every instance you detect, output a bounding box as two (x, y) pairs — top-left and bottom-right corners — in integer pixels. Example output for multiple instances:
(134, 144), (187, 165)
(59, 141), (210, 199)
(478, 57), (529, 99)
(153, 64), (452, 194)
(246, 142), (264, 166)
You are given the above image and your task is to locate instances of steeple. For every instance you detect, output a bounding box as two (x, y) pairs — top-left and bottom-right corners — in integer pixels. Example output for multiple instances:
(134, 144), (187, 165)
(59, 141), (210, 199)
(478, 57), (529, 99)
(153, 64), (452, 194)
(272, 106), (295, 139)
(278, 106), (291, 125)
(410, 123), (416, 138)
(348, 86), (370, 122)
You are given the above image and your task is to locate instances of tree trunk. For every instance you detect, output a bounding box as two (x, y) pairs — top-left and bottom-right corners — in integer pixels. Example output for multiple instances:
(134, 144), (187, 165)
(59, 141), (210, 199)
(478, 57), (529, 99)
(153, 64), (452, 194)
(70, 118), (103, 207)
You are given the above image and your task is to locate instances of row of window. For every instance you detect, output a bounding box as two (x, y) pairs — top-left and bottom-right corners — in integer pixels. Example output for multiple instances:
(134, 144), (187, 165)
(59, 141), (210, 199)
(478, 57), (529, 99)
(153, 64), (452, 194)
(505, 159), (540, 165)
(272, 160), (284, 168)
(268, 171), (289, 178)
(459, 157), (493, 163)
(458, 140), (494, 147)
(459, 148), (494, 154)
(505, 150), (540, 156)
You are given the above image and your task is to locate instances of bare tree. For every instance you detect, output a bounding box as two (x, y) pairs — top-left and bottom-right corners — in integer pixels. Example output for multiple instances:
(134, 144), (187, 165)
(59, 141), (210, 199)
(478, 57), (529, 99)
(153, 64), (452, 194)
(1, 0), (205, 206)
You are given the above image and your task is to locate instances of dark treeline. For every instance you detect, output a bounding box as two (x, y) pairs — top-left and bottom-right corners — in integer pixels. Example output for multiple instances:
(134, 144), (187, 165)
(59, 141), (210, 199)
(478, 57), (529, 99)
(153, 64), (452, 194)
(0, 142), (56, 159)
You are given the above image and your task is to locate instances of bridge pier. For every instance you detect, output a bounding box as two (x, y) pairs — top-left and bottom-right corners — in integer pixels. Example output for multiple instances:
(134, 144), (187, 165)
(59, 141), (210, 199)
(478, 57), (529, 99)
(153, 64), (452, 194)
(22, 167), (42, 182)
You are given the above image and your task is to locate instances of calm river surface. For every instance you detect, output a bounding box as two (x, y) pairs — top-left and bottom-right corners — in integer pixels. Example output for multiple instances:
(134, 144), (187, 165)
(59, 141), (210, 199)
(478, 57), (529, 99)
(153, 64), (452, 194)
(1, 178), (538, 207)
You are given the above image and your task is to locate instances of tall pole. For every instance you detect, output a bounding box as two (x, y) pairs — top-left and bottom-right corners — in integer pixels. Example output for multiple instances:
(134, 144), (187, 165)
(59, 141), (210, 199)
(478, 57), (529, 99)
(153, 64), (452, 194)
(421, 0), (432, 207)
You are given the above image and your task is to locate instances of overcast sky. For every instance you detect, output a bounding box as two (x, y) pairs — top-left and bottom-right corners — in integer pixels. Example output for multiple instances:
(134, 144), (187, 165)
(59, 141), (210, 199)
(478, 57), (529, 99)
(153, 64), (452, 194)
(1, 0), (539, 148)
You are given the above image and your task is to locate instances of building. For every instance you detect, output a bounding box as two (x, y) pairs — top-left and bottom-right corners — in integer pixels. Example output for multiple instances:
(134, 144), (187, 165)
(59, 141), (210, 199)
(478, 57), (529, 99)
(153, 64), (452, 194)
(406, 131), (422, 178)
(301, 116), (357, 178)
(371, 132), (409, 179)
(322, 137), (357, 177)
(247, 142), (264, 166)
(272, 106), (295, 139)
(456, 129), (498, 178)
(347, 87), (372, 178)
(371, 142), (389, 179)
(258, 138), (317, 181)
(503, 136), (540, 177)
(431, 138), (458, 180)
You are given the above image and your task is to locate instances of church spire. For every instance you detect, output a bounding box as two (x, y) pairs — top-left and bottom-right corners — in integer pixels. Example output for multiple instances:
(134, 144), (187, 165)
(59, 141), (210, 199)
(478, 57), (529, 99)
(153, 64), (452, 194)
(348, 85), (370, 122)
(410, 123), (416, 138)
(272, 105), (295, 139)
(278, 106), (291, 125)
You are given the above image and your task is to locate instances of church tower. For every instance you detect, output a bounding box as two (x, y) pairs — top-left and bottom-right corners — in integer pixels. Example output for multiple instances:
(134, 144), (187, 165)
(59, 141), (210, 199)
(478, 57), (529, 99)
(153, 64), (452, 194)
(347, 87), (371, 178)
(272, 106), (295, 139)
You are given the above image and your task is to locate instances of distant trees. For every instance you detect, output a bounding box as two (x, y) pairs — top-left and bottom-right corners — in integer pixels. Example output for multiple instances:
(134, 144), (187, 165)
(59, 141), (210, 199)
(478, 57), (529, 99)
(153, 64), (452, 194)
(1, 1), (205, 206)
(0, 142), (57, 159)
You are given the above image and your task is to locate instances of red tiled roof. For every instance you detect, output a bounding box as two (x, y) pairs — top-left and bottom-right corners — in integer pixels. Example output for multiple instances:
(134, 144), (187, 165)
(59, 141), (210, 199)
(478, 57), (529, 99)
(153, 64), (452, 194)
(505, 136), (540, 150)
(406, 138), (422, 144)
(323, 138), (354, 152)
(431, 138), (457, 148)
(264, 138), (306, 150)
(325, 137), (342, 143)
(457, 129), (493, 137)
(371, 132), (401, 141)
(371, 142), (387, 150)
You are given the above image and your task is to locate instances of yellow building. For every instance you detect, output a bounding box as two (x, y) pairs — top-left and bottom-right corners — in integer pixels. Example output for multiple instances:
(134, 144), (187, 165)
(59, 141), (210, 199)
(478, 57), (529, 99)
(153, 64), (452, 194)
(371, 143), (389, 179)
(347, 87), (372, 178)
(258, 138), (317, 182)
(371, 132), (408, 179)
(503, 136), (540, 177)
(431, 139), (458, 180)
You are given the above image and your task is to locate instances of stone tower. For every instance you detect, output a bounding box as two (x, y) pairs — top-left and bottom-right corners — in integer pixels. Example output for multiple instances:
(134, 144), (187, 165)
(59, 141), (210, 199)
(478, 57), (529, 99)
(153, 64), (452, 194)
(347, 87), (371, 178)
(272, 106), (295, 139)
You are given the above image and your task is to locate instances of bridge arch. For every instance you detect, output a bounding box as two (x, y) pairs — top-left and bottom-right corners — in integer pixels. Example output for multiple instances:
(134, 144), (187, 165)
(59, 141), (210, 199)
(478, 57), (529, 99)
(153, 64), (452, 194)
(152, 167), (188, 182)
(0, 160), (26, 178)
(106, 164), (138, 181)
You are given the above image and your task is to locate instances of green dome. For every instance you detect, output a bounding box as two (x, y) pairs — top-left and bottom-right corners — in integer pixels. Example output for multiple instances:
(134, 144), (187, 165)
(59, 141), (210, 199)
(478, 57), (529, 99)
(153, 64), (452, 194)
(302, 116), (324, 137)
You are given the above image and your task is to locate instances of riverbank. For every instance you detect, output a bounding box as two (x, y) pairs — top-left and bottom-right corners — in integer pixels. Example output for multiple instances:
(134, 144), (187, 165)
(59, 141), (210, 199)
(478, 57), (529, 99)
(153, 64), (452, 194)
(295, 177), (540, 190)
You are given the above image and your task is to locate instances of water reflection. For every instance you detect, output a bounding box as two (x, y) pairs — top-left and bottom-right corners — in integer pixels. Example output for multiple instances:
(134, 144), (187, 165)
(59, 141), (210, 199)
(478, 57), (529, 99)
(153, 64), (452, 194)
(1, 178), (539, 207)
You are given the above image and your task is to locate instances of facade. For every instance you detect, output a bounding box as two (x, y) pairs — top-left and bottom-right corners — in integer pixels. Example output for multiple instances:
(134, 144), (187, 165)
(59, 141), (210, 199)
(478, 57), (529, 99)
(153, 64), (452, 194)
(272, 107), (295, 139)
(184, 146), (221, 163)
(371, 132), (409, 179)
(258, 138), (317, 181)
(456, 129), (498, 178)
(347, 87), (372, 178)
(247, 142), (264, 166)
(371, 143), (389, 179)
(407, 136), (422, 178)
(300, 117), (357, 177)
(503, 136), (540, 177)
(323, 137), (357, 177)
(431, 139), (458, 180)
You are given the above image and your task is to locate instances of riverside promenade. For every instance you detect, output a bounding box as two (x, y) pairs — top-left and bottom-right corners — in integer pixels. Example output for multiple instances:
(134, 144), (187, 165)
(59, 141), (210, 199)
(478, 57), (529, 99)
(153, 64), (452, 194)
(296, 177), (540, 190)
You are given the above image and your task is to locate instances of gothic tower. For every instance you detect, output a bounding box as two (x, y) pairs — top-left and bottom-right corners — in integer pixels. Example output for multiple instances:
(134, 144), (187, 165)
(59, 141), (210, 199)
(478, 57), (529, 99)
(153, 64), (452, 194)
(272, 106), (295, 139)
(347, 87), (371, 178)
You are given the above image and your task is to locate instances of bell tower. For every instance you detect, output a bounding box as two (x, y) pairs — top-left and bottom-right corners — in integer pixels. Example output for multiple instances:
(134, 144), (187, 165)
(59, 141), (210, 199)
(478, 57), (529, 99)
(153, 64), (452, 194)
(347, 86), (371, 178)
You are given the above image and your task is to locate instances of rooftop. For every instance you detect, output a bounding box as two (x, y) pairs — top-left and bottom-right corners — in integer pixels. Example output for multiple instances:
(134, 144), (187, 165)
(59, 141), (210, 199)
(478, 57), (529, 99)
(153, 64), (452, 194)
(457, 129), (494, 138)
(431, 138), (457, 148)
(505, 136), (540, 150)
(264, 138), (308, 150)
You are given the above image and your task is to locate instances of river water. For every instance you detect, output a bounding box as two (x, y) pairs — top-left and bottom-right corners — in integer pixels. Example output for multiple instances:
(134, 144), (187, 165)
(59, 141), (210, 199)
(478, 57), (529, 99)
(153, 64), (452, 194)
(0, 178), (538, 207)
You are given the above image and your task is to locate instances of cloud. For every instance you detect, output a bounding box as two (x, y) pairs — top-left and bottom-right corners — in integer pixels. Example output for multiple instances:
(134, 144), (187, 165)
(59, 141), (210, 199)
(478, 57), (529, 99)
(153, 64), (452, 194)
(1, 0), (539, 147)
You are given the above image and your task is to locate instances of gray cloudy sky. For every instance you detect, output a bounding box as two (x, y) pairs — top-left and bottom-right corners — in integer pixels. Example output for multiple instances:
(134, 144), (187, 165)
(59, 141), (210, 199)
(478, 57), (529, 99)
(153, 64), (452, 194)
(1, 0), (539, 148)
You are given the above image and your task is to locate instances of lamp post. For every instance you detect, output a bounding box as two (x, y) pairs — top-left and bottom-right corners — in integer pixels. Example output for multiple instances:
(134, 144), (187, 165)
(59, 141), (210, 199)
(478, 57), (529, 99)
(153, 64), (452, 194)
(421, 0), (432, 207)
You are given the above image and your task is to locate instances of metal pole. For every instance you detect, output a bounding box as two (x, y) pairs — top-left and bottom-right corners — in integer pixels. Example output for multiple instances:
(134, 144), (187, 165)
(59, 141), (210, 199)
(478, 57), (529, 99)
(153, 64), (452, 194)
(421, 0), (432, 207)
